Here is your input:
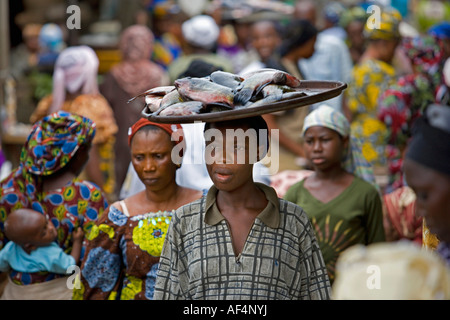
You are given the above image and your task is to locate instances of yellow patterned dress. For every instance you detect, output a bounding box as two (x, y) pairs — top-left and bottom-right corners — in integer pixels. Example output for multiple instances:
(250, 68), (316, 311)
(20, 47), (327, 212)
(75, 201), (173, 300)
(346, 59), (396, 166)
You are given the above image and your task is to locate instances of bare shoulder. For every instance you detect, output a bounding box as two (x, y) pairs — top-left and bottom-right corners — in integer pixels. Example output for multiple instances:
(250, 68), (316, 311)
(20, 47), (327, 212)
(181, 187), (204, 203)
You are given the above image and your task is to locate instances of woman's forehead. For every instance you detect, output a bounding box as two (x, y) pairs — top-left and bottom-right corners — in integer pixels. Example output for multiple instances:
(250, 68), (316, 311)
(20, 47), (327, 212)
(131, 129), (172, 148)
(304, 126), (339, 136)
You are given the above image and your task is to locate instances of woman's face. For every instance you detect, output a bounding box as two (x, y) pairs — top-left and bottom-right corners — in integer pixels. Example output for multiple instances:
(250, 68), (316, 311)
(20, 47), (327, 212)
(131, 129), (178, 192)
(377, 38), (400, 63)
(303, 126), (348, 170)
(404, 158), (450, 243)
(250, 22), (281, 62)
(346, 21), (365, 49)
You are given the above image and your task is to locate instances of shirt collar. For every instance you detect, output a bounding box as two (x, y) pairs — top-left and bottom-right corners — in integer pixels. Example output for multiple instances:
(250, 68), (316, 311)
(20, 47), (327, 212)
(204, 182), (280, 229)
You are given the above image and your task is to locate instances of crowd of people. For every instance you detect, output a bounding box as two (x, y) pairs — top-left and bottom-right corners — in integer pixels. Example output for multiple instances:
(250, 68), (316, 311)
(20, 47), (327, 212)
(0, 0), (449, 300)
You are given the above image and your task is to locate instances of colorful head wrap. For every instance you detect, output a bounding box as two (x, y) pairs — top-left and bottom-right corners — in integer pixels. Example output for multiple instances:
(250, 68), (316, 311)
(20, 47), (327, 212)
(128, 118), (184, 158)
(302, 105), (377, 186)
(20, 111), (96, 176)
(50, 46), (99, 113)
(364, 7), (402, 41)
(401, 35), (444, 75)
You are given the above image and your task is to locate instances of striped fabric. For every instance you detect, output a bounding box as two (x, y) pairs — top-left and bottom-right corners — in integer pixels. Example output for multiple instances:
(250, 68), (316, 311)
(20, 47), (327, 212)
(154, 183), (331, 300)
(303, 104), (377, 187)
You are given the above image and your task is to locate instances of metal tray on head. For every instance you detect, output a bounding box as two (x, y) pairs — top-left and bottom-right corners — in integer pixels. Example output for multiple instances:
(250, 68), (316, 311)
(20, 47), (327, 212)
(142, 80), (347, 124)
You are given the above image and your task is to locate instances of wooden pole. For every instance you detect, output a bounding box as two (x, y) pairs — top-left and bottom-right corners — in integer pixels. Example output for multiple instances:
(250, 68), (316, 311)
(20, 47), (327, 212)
(0, 0), (11, 133)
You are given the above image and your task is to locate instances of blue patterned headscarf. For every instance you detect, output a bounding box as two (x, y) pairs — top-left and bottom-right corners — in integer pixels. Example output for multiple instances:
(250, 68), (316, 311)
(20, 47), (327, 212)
(21, 111), (96, 176)
(302, 104), (377, 187)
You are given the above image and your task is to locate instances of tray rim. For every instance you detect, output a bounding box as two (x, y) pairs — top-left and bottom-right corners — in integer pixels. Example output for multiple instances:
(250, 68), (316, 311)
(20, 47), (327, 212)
(143, 80), (347, 123)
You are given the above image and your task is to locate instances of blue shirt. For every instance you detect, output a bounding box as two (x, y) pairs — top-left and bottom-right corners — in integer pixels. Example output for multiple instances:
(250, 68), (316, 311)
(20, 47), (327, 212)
(0, 241), (76, 274)
(298, 32), (353, 112)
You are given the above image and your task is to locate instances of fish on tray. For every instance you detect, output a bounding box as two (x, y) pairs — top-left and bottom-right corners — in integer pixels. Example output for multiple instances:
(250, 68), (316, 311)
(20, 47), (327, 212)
(210, 71), (244, 90)
(137, 69), (310, 118)
(145, 95), (163, 112)
(158, 89), (183, 109)
(233, 69), (302, 105)
(158, 101), (204, 116)
(175, 77), (235, 107)
(128, 85), (176, 102)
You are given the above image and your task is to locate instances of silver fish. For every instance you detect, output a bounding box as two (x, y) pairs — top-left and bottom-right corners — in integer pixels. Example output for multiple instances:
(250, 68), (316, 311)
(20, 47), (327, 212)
(233, 69), (287, 105)
(159, 89), (183, 109)
(145, 95), (163, 112)
(241, 68), (301, 88)
(175, 77), (234, 107)
(158, 101), (204, 116)
(128, 86), (176, 103)
(210, 71), (244, 89)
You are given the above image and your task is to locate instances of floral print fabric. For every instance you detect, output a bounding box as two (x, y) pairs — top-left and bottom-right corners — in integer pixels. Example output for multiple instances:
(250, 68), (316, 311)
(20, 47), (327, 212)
(77, 205), (173, 300)
(0, 167), (108, 285)
(23, 111), (96, 176)
(377, 35), (445, 191)
(346, 59), (397, 166)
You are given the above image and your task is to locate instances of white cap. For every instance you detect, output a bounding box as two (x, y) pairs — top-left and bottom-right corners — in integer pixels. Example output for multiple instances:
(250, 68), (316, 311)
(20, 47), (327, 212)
(182, 15), (220, 50)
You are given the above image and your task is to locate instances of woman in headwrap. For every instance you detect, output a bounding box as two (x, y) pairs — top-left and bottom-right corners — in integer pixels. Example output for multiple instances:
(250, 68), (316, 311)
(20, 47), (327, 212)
(403, 104), (450, 266)
(284, 104), (385, 283)
(100, 25), (169, 197)
(0, 111), (109, 299)
(77, 118), (202, 300)
(30, 46), (118, 202)
(378, 35), (446, 193)
(345, 7), (402, 168)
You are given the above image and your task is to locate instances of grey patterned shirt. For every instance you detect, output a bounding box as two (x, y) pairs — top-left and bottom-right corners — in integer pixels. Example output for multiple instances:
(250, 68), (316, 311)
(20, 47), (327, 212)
(154, 183), (331, 300)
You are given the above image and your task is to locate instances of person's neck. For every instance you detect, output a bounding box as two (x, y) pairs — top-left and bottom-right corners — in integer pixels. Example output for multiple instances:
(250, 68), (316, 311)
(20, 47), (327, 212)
(314, 165), (347, 182)
(42, 171), (77, 192)
(65, 88), (85, 101)
(282, 53), (298, 64)
(144, 182), (182, 209)
(216, 180), (264, 210)
(361, 45), (389, 64)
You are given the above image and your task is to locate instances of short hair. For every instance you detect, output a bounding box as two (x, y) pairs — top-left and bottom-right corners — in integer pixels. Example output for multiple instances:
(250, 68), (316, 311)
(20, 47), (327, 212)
(279, 19), (318, 56)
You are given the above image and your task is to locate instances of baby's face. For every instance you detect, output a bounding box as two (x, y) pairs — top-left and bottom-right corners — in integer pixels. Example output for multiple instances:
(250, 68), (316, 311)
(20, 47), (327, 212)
(29, 214), (58, 246)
